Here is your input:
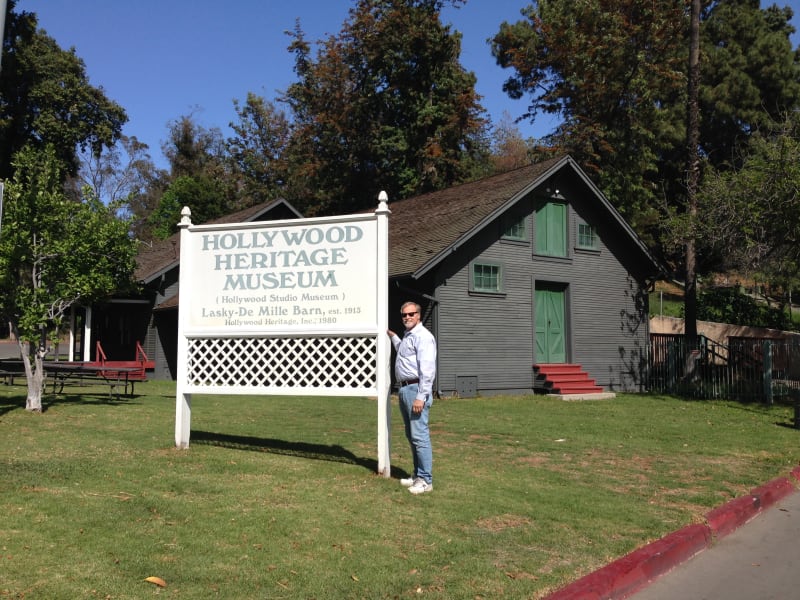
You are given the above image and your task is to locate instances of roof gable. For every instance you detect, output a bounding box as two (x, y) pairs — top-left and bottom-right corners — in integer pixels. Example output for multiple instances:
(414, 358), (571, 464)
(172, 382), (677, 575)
(387, 155), (661, 278)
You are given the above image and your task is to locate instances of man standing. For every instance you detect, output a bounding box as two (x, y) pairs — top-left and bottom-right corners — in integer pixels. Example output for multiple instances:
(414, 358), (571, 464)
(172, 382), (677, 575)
(387, 301), (437, 495)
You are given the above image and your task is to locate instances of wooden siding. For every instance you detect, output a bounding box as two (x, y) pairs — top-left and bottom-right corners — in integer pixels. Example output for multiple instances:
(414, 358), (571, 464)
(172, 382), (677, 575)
(566, 188), (649, 391)
(144, 275), (179, 380)
(434, 209), (536, 396)
(431, 188), (649, 396)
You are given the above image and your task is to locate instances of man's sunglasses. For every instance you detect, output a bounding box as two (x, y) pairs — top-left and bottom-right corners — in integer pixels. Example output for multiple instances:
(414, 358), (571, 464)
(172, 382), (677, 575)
(401, 311), (418, 317)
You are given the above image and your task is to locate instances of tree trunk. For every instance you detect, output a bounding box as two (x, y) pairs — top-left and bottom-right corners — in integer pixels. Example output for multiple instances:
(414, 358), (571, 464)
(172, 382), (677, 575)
(684, 0), (701, 358)
(19, 339), (47, 412)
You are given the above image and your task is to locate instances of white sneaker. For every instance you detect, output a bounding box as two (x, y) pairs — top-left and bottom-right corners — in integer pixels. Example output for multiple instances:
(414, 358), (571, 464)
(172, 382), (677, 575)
(408, 478), (433, 495)
(400, 477), (415, 487)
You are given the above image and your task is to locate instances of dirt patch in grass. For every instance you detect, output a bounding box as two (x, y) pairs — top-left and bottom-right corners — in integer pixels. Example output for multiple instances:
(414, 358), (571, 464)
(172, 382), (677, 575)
(515, 453), (551, 466)
(476, 514), (533, 532)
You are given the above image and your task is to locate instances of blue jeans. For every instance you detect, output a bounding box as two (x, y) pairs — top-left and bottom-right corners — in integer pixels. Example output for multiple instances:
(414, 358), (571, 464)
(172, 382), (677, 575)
(398, 383), (433, 484)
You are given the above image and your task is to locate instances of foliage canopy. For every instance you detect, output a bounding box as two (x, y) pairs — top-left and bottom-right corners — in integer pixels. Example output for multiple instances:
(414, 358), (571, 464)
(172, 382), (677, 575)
(698, 113), (800, 290)
(0, 146), (138, 410)
(0, 0), (127, 180)
(283, 0), (489, 215)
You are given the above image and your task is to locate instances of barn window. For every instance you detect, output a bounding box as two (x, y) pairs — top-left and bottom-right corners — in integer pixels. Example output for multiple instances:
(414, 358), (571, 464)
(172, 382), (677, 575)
(502, 216), (527, 241)
(577, 222), (598, 250)
(470, 262), (503, 293)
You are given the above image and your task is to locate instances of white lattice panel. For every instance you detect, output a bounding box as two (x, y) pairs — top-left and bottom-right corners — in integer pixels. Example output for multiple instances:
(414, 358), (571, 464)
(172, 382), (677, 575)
(185, 335), (377, 392)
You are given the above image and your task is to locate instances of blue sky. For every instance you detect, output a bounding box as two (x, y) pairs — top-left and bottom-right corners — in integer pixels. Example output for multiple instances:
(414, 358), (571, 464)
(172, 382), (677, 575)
(19, 0), (800, 171)
(22, 0), (561, 170)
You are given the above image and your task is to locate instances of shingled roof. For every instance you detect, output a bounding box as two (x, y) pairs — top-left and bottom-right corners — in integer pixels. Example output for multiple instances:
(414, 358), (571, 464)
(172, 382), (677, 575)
(135, 198), (302, 283)
(138, 155), (658, 291)
(385, 154), (660, 278)
(386, 157), (558, 277)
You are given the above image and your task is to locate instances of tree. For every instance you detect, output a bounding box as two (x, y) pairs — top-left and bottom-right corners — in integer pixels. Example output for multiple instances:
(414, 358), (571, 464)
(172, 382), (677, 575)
(489, 111), (532, 173)
(71, 135), (167, 233)
(699, 0), (800, 168)
(0, 146), (138, 412)
(697, 114), (800, 287)
(491, 0), (687, 239)
(162, 114), (227, 180)
(684, 0), (701, 346)
(226, 93), (291, 208)
(73, 135), (156, 206)
(147, 175), (228, 239)
(282, 0), (489, 215)
(147, 115), (233, 239)
(0, 1), (127, 180)
(491, 0), (800, 250)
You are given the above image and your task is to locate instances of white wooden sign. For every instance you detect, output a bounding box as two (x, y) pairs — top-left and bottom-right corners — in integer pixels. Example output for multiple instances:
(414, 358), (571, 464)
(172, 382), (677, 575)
(174, 194), (392, 477)
(184, 221), (377, 331)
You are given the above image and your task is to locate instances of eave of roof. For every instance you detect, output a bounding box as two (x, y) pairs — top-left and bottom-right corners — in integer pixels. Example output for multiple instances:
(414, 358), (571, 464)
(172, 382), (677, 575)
(154, 293), (179, 311)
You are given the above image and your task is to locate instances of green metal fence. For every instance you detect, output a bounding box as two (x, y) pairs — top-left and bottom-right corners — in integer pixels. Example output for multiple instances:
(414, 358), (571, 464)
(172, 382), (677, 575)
(648, 334), (800, 403)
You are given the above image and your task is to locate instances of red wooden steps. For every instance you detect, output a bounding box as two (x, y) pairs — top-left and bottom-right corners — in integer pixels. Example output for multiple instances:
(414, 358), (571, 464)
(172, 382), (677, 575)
(533, 363), (604, 394)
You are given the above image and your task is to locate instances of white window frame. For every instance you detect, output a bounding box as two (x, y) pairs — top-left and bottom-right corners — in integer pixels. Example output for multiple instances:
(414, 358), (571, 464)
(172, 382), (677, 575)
(576, 221), (599, 250)
(501, 215), (527, 242)
(470, 261), (505, 295)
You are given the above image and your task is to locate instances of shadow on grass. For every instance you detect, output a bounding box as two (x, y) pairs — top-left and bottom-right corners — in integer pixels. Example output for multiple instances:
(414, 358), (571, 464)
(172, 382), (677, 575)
(0, 388), (140, 417)
(191, 429), (410, 478)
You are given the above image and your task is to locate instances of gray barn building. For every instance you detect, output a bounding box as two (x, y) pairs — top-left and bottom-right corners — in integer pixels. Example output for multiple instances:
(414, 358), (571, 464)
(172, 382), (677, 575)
(385, 155), (662, 396)
(86, 155), (660, 394)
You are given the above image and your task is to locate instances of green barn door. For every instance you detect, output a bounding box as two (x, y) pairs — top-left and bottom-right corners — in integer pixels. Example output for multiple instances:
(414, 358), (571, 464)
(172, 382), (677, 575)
(535, 286), (566, 363)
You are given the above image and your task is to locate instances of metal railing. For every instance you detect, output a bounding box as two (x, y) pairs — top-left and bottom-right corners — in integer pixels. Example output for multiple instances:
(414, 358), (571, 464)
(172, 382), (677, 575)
(648, 334), (800, 403)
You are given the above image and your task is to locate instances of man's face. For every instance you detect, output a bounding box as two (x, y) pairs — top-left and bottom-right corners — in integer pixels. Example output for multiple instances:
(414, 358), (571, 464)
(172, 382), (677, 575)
(400, 305), (421, 331)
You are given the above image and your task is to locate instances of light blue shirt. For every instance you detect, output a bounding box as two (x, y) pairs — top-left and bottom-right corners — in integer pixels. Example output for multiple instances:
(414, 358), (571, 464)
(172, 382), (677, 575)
(391, 323), (436, 401)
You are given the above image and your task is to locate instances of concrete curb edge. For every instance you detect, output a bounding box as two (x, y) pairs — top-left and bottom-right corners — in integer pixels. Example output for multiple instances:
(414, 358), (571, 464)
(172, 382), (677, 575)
(543, 468), (800, 600)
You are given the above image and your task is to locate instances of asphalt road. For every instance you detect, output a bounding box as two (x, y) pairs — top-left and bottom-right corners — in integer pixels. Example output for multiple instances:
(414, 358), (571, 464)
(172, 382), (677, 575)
(631, 490), (800, 600)
(0, 340), (21, 359)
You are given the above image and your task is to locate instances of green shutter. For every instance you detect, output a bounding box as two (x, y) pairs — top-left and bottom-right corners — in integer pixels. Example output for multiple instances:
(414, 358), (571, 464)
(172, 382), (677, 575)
(535, 202), (566, 256)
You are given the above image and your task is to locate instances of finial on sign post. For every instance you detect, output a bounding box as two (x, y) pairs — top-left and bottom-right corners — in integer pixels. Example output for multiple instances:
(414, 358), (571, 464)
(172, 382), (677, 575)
(376, 190), (390, 215)
(179, 206), (192, 228)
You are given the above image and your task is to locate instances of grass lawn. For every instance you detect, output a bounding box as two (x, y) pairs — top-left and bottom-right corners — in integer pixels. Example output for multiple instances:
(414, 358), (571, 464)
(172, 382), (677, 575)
(2, 381), (799, 599)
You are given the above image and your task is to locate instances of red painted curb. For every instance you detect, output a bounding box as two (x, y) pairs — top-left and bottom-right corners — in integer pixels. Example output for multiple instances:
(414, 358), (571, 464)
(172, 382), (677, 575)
(705, 494), (759, 539)
(751, 477), (796, 509)
(790, 465), (800, 483)
(544, 469), (800, 599)
(706, 477), (798, 540)
(542, 524), (711, 600)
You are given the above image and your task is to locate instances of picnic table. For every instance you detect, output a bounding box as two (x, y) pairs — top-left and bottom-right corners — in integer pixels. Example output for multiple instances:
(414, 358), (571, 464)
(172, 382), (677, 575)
(0, 359), (25, 385)
(42, 362), (140, 399)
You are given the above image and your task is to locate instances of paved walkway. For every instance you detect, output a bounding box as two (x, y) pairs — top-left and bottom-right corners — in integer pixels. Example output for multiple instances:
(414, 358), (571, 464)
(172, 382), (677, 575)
(544, 468), (800, 600)
(631, 489), (800, 600)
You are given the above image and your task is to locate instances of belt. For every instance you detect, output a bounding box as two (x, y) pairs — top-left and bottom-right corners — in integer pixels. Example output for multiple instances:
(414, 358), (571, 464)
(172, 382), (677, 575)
(399, 378), (419, 386)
